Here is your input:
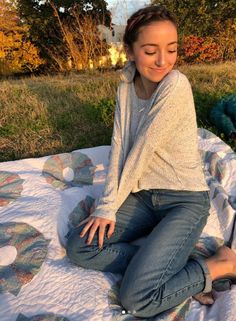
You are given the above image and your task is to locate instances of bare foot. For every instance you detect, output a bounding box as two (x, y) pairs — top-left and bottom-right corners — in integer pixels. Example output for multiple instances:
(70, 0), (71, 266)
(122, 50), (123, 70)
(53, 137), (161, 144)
(193, 292), (215, 305)
(205, 246), (236, 281)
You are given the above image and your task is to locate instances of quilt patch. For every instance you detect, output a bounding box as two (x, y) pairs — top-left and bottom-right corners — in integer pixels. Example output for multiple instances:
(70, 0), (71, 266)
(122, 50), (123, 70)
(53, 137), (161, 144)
(16, 314), (70, 321)
(42, 151), (96, 189)
(68, 195), (96, 230)
(0, 222), (49, 296)
(0, 171), (24, 206)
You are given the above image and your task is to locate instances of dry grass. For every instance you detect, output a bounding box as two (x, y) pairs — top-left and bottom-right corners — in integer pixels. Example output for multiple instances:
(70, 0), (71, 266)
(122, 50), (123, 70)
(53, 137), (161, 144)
(0, 62), (235, 162)
(179, 61), (236, 131)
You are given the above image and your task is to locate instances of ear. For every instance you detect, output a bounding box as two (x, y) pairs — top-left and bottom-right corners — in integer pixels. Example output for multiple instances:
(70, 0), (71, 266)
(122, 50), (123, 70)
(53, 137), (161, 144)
(124, 44), (134, 61)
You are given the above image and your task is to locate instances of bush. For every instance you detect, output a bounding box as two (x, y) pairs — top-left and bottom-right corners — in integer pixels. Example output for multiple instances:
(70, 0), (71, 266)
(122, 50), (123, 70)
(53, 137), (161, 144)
(178, 35), (222, 64)
(91, 98), (115, 128)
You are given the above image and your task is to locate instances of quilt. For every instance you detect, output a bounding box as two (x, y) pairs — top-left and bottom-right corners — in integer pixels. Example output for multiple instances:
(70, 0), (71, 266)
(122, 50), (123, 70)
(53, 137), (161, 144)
(0, 128), (235, 321)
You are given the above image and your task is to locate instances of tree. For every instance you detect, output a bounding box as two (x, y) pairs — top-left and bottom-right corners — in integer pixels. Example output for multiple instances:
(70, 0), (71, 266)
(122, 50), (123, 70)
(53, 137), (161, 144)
(0, 0), (43, 75)
(17, 0), (112, 71)
(152, 0), (236, 37)
(0, 0), (19, 31)
(151, 0), (236, 62)
(178, 35), (222, 64)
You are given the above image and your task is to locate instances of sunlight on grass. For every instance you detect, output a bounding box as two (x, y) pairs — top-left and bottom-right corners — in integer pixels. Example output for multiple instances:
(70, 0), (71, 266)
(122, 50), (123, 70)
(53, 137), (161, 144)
(0, 62), (235, 162)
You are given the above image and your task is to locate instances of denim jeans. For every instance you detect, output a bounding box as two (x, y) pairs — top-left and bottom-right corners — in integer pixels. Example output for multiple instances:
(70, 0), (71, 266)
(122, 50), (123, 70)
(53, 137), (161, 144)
(66, 189), (211, 318)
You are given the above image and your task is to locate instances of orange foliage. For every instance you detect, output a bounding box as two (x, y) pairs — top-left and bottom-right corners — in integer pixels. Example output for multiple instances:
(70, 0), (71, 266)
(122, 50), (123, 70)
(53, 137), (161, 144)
(0, 0), (44, 75)
(178, 35), (222, 64)
(216, 19), (236, 61)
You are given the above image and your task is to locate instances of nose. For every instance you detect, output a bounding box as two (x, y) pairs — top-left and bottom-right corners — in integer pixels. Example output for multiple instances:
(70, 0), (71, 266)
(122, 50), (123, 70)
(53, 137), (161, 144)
(155, 51), (166, 67)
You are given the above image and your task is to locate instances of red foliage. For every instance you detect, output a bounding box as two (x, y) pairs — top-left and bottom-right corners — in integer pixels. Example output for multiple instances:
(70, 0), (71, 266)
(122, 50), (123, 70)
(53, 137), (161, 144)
(178, 35), (222, 64)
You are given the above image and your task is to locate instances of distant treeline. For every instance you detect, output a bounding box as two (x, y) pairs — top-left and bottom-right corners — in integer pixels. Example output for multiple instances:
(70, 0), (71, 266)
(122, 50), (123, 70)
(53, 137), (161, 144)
(0, 0), (236, 76)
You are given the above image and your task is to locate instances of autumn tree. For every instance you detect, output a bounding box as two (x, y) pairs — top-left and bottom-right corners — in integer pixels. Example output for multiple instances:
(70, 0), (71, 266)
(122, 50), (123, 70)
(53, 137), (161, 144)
(17, 0), (112, 71)
(152, 0), (236, 36)
(152, 0), (236, 62)
(0, 0), (43, 75)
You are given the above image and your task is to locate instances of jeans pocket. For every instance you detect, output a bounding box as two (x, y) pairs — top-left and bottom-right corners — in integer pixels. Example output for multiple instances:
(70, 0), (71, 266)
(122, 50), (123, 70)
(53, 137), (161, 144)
(203, 190), (210, 203)
(202, 191), (211, 214)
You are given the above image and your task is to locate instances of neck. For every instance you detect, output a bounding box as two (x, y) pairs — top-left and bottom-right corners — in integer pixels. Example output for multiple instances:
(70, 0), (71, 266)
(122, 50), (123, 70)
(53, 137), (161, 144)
(135, 75), (158, 100)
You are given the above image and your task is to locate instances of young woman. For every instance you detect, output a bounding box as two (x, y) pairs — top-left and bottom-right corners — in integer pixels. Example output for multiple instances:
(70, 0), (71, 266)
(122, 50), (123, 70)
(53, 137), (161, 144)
(66, 5), (236, 318)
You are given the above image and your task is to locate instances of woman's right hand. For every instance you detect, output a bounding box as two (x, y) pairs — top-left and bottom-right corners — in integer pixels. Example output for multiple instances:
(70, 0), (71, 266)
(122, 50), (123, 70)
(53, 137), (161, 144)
(78, 216), (115, 249)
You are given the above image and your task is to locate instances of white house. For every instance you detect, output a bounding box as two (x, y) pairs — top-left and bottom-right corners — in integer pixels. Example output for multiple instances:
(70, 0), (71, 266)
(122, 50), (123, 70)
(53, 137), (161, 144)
(98, 24), (127, 66)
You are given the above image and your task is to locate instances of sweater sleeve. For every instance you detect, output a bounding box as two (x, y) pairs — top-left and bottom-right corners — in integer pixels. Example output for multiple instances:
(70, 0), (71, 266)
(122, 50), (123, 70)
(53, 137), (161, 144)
(89, 93), (123, 222)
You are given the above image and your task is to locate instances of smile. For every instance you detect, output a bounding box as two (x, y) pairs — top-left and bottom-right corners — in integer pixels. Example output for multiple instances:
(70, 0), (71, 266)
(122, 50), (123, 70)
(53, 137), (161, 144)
(151, 68), (167, 72)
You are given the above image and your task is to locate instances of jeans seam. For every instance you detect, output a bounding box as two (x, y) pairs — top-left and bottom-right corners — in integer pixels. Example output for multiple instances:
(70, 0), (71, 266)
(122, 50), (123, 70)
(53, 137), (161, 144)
(152, 213), (207, 295)
(134, 191), (154, 212)
(162, 280), (204, 302)
(92, 244), (130, 258)
(193, 257), (212, 293)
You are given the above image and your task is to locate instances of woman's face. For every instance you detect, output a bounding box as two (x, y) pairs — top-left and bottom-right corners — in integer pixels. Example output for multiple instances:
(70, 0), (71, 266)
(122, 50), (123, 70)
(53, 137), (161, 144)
(126, 20), (178, 85)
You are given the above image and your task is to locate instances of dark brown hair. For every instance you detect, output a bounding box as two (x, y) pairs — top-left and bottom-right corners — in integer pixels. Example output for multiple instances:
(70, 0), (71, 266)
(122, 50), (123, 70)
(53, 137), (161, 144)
(123, 5), (177, 48)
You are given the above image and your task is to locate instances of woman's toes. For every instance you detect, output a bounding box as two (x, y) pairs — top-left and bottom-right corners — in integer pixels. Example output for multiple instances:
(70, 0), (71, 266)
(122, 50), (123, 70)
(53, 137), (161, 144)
(193, 292), (215, 305)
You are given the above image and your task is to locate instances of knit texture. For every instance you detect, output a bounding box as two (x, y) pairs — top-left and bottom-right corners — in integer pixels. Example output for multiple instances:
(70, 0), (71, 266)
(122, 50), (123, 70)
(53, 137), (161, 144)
(90, 61), (209, 222)
(129, 81), (153, 150)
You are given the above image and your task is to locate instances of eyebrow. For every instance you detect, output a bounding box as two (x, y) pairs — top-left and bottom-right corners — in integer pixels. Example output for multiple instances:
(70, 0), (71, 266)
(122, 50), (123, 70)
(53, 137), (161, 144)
(141, 42), (178, 47)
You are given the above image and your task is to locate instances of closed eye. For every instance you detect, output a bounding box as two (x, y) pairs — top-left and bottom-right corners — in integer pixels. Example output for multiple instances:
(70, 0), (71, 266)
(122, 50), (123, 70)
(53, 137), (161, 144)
(145, 50), (177, 55)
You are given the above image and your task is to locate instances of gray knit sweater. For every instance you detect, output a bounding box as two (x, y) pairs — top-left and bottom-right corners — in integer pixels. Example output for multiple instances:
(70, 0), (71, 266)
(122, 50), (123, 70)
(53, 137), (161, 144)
(90, 61), (209, 222)
(129, 81), (153, 151)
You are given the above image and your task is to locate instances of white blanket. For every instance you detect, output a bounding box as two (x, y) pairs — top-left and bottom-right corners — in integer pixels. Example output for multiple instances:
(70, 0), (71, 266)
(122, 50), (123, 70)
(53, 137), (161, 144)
(0, 128), (235, 321)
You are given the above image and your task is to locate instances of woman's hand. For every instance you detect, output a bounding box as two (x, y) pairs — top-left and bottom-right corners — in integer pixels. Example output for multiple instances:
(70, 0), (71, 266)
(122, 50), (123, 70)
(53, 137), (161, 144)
(78, 216), (115, 249)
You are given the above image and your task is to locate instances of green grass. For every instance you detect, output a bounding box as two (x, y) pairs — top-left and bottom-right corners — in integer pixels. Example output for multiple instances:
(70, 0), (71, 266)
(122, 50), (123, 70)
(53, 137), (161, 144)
(0, 62), (235, 162)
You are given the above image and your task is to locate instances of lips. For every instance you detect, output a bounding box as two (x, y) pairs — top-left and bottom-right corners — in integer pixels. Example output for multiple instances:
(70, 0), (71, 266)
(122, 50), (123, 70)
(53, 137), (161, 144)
(151, 67), (167, 72)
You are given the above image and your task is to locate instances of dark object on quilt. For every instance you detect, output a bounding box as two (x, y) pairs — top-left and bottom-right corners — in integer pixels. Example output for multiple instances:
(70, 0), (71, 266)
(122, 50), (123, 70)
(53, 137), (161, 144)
(210, 94), (236, 139)
(212, 210), (236, 292)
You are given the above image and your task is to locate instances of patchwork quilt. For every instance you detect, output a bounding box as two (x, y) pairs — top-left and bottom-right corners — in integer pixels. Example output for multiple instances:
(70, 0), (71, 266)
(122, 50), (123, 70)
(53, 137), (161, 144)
(0, 128), (235, 321)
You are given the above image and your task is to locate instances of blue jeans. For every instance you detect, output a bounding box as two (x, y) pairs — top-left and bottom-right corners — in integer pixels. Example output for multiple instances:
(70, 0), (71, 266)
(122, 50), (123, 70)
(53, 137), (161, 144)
(66, 189), (211, 318)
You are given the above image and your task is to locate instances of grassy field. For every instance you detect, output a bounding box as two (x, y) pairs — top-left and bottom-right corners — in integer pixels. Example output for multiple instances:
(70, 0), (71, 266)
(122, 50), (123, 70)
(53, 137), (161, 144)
(0, 62), (235, 162)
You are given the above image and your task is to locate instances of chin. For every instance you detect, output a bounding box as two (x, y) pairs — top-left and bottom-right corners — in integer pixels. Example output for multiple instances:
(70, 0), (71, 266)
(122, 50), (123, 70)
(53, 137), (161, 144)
(146, 74), (168, 84)
(148, 69), (172, 83)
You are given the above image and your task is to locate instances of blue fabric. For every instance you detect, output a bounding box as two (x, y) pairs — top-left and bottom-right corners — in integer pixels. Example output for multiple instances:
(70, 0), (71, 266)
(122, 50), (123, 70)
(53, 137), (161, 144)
(66, 189), (211, 318)
(210, 94), (236, 138)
